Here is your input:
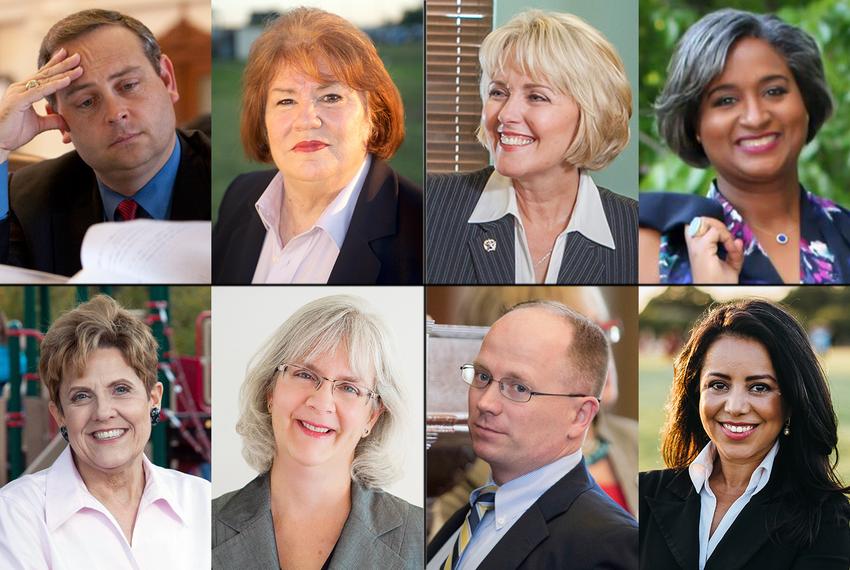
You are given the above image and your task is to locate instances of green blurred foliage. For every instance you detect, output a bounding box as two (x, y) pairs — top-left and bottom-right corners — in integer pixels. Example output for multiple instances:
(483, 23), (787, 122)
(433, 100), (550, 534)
(211, 42), (423, 222)
(0, 287), (209, 357)
(639, 0), (850, 205)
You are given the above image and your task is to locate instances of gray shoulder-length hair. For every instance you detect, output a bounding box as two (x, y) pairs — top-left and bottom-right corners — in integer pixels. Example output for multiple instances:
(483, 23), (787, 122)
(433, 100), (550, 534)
(236, 295), (405, 488)
(655, 9), (833, 168)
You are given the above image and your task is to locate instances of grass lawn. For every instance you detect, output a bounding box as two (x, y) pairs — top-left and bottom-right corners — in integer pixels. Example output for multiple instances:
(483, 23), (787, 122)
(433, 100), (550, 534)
(211, 42), (423, 222)
(639, 348), (850, 484)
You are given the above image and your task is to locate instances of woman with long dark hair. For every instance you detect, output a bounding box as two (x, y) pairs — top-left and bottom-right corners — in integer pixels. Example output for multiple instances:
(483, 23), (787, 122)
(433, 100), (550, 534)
(639, 299), (850, 569)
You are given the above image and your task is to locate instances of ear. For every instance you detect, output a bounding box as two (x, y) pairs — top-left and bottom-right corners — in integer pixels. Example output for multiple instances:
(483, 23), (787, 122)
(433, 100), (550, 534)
(48, 400), (64, 428)
(45, 103), (72, 145)
(149, 381), (164, 408)
(568, 397), (600, 439)
(367, 401), (384, 431)
(157, 54), (180, 104)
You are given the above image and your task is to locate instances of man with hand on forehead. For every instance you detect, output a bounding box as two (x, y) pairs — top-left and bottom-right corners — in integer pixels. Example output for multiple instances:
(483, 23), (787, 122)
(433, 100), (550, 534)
(0, 9), (210, 276)
(427, 300), (637, 569)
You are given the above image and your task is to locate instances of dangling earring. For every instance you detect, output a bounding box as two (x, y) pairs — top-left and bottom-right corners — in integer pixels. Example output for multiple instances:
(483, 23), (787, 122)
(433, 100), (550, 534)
(783, 417), (791, 436)
(59, 426), (68, 442)
(150, 407), (161, 426)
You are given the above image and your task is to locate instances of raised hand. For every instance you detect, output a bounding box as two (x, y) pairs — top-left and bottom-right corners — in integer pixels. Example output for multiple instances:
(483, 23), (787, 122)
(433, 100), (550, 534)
(684, 216), (745, 284)
(0, 48), (83, 163)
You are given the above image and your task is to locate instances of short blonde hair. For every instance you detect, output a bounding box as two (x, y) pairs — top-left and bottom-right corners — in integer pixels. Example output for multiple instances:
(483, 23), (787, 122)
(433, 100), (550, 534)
(236, 295), (405, 488)
(477, 10), (631, 171)
(39, 295), (159, 413)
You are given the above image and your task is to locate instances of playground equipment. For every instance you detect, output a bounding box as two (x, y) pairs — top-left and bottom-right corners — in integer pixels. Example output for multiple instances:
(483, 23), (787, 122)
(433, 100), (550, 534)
(0, 286), (211, 485)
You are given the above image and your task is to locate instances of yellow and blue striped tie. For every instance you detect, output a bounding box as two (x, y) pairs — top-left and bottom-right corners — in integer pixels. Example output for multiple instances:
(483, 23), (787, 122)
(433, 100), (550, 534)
(441, 484), (499, 570)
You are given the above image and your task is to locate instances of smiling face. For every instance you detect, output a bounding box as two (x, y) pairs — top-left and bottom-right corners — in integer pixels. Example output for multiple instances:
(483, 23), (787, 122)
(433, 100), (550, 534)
(267, 344), (382, 474)
(264, 64), (371, 190)
(482, 66), (580, 186)
(468, 308), (597, 484)
(699, 335), (786, 468)
(51, 25), (179, 193)
(49, 347), (162, 479)
(696, 37), (808, 188)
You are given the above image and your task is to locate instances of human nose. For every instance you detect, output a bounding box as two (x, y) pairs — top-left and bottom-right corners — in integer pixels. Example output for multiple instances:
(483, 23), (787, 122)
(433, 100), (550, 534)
(294, 100), (322, 130)
(93, 395), (118, 420)
(306, 377), (336, 412)
(496, 93), (523, 125)
(723, 385), (751, 415)
(474, 379), (504, 414)
(739, 94), (769, 129)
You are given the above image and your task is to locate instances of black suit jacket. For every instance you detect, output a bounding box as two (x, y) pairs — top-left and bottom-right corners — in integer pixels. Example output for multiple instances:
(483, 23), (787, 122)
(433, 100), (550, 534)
(426, 167), (637, 284)
(212, 158), (422, 284)
(427, 460), (638, 569)
(4, 129), (210, 276)
(639, 469), (850, 569)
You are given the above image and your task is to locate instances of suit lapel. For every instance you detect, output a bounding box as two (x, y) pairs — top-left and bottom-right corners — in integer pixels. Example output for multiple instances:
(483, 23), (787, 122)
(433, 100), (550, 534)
(427, 505), (469, 563)
(645, 470), (700, 569)
(170, 130), (211, 220)
(213, 474), (280, 569)
(467, 218), (514, 283)
(557, 234), (605, 283)
(328, 159), (396, 284)
(232, 212), (266, 282)
(51, 177), (101, 275)
(330, 484), (404, 570)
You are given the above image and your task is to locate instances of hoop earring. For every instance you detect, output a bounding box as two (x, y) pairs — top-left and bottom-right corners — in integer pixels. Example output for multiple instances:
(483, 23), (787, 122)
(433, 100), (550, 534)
(150, 407), (161, 426)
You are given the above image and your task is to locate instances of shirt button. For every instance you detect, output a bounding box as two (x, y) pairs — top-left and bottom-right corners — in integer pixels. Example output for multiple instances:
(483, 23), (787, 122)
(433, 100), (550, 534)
(496, 517), (505, 525)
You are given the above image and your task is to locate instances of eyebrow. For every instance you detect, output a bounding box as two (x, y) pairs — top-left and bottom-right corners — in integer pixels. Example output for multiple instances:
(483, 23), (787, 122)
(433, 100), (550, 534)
(704, 74), (790, 99)
(299, 363), (363, 384)
(269, 82), (339, 94)
(489, 80), (554, 91)
(472, 361), (531, 383)
(65, 378), (136, 393)
(704, 372), (778, 382)
(61, 65), (143, 99)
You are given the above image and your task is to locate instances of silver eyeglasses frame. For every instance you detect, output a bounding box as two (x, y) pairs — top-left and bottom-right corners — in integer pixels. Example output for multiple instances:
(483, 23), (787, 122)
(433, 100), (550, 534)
(278, 363), (381, 404)
(460, 363), (601, 404)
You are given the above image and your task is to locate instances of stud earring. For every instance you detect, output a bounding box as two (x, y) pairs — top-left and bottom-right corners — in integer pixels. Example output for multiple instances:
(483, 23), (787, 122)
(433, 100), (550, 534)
(60, 426), (68, 442)
(150, 407), (161, 426)
(783, 417), (791, 436)
(362, 427), (371, 437)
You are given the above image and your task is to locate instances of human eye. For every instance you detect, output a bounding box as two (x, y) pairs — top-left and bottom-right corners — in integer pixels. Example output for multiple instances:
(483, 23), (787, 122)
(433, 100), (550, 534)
(765, 85), (788, 97)
(276, 97), (296, 107)
(488, 87), (508, 99)
(319, 93), (342, 104)
(70, 391), (90, 403)
(507, 381), (530, 395)
(528, 92), (550, 103)
(120, 80), (140, 93)
(76, 97), (95, 110)
(337, 382), (362, 396)
(711, 95), (737, 108)
(114, 384), (132, 395)
(292, 367), (318, 382)
(749, 383), (771, 394)
(706, 380), (727, 391)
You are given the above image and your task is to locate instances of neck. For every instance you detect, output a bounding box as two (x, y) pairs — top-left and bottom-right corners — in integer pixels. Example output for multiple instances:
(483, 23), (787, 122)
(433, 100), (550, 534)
(73, 451), (146, 507)
(711, 450), (769, 493)
(513, 166), (581, 232)
(269, 454), (352, 512)
(97, 131), (177, 197)
(715, 173), (800, 233)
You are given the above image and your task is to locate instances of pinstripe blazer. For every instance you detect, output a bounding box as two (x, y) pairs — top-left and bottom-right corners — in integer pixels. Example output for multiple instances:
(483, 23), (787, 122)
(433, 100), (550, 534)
(212, 473), (424, 570)
(425, 167), (637, 284)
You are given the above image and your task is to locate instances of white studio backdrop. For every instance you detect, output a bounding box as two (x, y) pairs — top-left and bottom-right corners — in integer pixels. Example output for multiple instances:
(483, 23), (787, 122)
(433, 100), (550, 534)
(211, 286), (424, 507)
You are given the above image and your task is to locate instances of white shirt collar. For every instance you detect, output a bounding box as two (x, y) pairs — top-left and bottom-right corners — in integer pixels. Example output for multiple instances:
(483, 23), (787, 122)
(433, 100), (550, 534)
(467, 169), (616, 250)
(688, 439), (779, 496)
(254, 154), (371, 249)
(45, 445), (186, 532)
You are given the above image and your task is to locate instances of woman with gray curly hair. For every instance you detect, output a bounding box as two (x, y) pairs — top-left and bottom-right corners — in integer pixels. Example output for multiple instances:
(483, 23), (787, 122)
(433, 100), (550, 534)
(639, 9), (850, 285)
(212, 295), (422, 569)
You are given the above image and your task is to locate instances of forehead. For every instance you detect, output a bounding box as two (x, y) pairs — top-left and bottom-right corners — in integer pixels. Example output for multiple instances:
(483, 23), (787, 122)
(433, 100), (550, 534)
(710, 37), (792, 86)
(63, 346), (140, 387)
(269, 60), (351, 91)
(478, 308), (573, 378)
(58, 26), (153, 86)
(701, 335), (775, 374)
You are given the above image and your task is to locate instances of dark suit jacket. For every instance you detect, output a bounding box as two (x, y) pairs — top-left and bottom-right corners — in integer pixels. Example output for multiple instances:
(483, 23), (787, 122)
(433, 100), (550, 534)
(212, 158), (423, 284)
(4, 129), (210, 276)
(212, 473), (424, 570)
(427, 459), (638, 569)
(639, 469), (850, 569)
(425, 167), (637, 284)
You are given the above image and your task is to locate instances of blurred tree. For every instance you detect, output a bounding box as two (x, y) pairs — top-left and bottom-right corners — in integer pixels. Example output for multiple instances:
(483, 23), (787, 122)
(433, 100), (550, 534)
(639, 0), (850, 206)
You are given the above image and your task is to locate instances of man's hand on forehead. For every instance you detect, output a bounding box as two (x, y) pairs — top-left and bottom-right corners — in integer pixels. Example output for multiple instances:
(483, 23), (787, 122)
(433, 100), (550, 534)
(0, 47), (83, 162)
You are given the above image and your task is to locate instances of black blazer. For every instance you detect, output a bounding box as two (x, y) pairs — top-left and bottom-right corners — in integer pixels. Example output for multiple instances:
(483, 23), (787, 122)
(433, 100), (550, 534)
(640, 469), (850, 569)
(425, 166), (637, 284)
(3, 129), (210, 276)
(212, 158), (422, 284)
(427, 459), (638, 569)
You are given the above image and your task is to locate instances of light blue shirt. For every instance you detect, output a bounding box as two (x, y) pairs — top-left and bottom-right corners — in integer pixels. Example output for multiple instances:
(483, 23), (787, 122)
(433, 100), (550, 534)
(0, 160), (9, 219)
(427, 449), (583, 570)
(98, 135), (181, 221)
(689, 440), (778, 570)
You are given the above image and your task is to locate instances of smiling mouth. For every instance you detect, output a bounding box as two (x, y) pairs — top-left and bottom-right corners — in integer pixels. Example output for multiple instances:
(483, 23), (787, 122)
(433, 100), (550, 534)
(722, 423), (756, 434)
(91, 428), (127, 441)
(297, 419), (335, 436)
(736, 133), (780, 150)
(499, 133), (535, 146)
(293, 141), (329, 152)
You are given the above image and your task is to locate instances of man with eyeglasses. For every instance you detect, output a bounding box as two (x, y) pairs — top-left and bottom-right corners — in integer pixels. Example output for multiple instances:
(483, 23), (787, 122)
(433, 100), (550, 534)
(426, 300), (637, 570)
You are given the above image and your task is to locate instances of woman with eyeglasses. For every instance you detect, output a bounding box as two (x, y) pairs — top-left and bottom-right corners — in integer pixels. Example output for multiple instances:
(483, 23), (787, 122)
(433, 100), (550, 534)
(212, 295), (423, 569)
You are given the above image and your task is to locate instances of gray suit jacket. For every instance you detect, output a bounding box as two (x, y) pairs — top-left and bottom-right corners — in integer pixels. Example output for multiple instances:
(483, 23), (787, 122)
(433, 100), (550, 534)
(212, 473), (424, 569)
(425, 167), (637, 284)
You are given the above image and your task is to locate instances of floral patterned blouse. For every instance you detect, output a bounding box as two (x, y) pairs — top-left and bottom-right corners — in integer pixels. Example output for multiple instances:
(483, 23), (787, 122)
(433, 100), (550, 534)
(639, 184), (850, 284)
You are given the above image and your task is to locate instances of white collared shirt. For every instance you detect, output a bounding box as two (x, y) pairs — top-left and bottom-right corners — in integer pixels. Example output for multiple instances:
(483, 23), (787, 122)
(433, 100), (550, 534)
(689, 440), (779, 570)
(467, 170), (616, 283)
(252, 155), (371, 283)
(426, 450), (583, 570)
(0, 446), (210, 570)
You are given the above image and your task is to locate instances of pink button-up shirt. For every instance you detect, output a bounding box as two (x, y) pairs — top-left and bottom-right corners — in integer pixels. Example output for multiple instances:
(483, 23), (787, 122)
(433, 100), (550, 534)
(0, 446), (210, 569)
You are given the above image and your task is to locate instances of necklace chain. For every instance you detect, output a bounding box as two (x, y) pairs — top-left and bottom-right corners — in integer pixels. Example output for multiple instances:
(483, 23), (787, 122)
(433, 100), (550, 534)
(534, 249), (553, 267)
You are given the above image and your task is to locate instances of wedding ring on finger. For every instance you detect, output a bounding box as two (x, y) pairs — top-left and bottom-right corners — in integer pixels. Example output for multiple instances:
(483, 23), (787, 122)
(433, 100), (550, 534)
(25, 79), (40, 90)
(687, 216), (706, 238)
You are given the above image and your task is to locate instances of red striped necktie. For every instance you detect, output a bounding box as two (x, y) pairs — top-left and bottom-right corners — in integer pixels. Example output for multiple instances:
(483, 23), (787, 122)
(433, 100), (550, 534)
(116, 199), (139, 221)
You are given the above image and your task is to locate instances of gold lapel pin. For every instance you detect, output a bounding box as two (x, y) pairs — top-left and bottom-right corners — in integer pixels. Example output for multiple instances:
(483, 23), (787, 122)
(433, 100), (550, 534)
(483, 238), (497, 252)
